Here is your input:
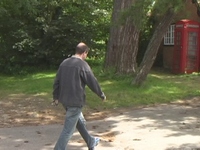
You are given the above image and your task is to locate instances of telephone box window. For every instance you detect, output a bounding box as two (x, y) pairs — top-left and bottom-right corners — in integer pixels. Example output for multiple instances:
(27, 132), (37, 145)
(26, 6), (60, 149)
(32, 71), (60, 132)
(164, 25), (175, 45)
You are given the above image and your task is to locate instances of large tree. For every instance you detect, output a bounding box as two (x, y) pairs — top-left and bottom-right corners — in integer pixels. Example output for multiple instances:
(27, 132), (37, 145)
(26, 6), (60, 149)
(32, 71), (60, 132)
(105, 0), (139, 74)
(105, 0), (155, 74)
(105, 0), (186, 85)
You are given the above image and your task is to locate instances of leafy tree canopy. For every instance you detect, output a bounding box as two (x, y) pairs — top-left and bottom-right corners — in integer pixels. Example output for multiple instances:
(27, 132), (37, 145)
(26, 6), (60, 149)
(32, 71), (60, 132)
(0, 0), (112, 74)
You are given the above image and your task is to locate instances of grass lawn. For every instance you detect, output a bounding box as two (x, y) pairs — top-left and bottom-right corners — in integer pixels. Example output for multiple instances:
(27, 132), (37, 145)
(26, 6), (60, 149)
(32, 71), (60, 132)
(1, 65), (200, 127)
(0, 66), (200, 111)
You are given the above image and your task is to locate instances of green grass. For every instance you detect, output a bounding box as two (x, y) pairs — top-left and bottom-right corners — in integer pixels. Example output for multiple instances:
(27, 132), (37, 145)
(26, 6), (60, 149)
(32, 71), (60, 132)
(0, 71), (55, 100)
(86, 69), (200, 110)
(0, 67), (200, 110)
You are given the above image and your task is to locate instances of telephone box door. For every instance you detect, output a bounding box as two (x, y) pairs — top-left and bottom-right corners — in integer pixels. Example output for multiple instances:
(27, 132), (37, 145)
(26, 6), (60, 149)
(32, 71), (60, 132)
(185, 30), (199, 73)
(173, 20), (200, 74)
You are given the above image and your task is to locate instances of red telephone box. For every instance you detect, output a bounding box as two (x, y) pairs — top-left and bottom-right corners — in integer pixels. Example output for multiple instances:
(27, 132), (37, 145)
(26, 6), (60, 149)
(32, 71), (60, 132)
(172, 19), (200, 74)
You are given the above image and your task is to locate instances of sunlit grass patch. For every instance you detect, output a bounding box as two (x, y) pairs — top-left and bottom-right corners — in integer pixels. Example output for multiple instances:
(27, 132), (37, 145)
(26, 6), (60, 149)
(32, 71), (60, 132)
(0, 67), (200, 110)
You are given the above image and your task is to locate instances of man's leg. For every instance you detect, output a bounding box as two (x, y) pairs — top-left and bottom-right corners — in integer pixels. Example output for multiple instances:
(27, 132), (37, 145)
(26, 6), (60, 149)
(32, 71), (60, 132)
(76, 112), (99, 149)
(54, 107), (82, 150)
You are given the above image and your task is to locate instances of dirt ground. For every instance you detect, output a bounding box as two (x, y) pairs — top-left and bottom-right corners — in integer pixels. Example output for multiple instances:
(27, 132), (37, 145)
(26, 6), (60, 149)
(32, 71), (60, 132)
(0, 94), (117, 128)
(1, 95), (200, 128)
(0, 94), (123, 144)
(1, 95), (200, 150)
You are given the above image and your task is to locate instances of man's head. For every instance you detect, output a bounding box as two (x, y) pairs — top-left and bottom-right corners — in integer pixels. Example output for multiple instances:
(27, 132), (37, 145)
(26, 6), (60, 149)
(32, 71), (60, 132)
(75, 42), (89, 60)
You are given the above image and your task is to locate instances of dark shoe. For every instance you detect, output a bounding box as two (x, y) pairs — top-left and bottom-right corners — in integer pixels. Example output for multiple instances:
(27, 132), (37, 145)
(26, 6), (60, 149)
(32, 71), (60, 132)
(88, 137), (100, 150)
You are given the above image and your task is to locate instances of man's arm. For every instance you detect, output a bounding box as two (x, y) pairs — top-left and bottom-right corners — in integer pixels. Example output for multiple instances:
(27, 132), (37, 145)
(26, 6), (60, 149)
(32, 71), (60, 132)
(52, 69), (60, 105)
(81, 69), (106, 101)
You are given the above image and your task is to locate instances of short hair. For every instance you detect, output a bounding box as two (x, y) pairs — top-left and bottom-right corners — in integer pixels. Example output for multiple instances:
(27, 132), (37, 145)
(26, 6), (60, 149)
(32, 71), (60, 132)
(75, 42), (89, 54)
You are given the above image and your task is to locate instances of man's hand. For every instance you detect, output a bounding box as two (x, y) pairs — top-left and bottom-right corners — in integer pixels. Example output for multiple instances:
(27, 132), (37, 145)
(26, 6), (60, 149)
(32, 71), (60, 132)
(102, 95), (106, 101)
(101, 92), (106, 101)
(51, 99), (59, 106)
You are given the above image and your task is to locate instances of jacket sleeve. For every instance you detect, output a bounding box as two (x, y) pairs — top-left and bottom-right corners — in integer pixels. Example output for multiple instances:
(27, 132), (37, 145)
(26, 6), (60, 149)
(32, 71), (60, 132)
(52, 69), (60, 100)
(80, 65), (105, 99)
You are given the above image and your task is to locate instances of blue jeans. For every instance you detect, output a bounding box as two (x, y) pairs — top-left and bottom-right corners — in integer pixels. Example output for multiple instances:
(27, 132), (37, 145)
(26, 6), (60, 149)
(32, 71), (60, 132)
(54, 107), (95, 150)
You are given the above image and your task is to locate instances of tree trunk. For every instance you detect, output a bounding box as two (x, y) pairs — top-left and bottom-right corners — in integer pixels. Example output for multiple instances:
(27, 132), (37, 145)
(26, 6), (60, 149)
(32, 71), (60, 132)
(105, 0), (122, 69)
(105, 0), (139, 74)
(132, 8), (176, 86)
(117, 17), (139, 74)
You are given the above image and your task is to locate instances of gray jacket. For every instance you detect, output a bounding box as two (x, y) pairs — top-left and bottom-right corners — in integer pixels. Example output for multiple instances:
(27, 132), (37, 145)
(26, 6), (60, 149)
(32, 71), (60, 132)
(53, 56), (105, 108)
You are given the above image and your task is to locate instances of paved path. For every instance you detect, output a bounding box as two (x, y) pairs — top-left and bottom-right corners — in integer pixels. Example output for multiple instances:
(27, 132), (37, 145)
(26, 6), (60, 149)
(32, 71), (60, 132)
(1, 104), (200, 150)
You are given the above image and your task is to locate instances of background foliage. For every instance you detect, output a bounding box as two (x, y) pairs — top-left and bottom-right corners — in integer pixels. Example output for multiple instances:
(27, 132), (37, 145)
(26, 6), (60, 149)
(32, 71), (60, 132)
(0, 0), (112, 74)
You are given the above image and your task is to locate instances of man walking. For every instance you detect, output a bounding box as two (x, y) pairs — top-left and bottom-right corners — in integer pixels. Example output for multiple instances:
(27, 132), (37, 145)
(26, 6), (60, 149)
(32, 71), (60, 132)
(52, 42), (106, 150)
